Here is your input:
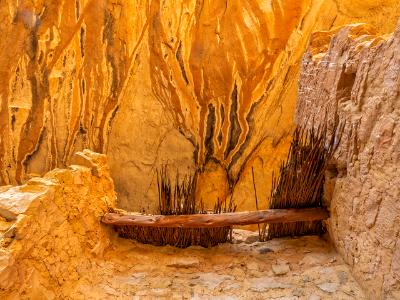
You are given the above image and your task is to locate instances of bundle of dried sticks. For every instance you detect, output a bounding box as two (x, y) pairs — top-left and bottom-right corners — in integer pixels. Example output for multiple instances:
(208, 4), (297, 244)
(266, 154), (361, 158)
(263, 120), (343, 240)
(115, 166), (236, 248)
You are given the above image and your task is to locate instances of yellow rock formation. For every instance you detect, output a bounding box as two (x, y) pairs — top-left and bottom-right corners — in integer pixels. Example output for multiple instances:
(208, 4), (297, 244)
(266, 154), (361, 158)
(0, 0), (399, 213)
(0, 150), (116, 298)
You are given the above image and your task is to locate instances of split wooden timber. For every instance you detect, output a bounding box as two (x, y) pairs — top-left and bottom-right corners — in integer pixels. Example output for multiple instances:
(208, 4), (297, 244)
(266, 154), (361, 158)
(102, 208), (329, 228)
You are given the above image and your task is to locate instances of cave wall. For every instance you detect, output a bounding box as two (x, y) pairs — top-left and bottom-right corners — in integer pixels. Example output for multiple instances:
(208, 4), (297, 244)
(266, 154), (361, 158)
(0, 0), (399, 212)
(297, 22), (400, 299)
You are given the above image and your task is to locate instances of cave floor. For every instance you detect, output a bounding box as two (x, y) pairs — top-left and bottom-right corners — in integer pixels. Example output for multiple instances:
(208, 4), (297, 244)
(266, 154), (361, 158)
(70, 230), (365, 299)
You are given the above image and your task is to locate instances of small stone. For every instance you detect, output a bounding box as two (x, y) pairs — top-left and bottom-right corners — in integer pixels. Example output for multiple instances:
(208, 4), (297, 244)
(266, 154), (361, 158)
(308, 294), (321, 300)
(244, 235), (259, 244)
(249, 277), (292, 292)
(317, 282), (339, 293)
(272, 264), (290, 275)
(259, 247), (274, 254)
(300, 253), (330, 266)
(232, 229), (253, 243)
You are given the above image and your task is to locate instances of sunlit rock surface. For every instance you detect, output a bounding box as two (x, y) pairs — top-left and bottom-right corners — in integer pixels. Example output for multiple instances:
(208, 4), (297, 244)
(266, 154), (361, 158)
(297, 22), (400, 299)
(1, 1), (399, 212)
(0, 150), (116, 298)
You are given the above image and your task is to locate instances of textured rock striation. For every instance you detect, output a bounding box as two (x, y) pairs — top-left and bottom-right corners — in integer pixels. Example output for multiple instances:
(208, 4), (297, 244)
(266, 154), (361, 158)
(297, 22), (400, 299)
(1, 1), (400, 213)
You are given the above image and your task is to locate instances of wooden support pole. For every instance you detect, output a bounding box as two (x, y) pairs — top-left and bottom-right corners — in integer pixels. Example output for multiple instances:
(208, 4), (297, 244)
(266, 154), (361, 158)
(102, 208), (329, 228)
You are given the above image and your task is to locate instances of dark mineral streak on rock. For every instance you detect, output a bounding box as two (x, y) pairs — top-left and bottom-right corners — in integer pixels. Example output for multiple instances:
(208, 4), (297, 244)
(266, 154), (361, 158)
(80, 27), (85, 57)
(218, 104), (225, 145)
(176, 41), (189, 85)
(205, 103), (216, 162)
(224, 83), (242, 160)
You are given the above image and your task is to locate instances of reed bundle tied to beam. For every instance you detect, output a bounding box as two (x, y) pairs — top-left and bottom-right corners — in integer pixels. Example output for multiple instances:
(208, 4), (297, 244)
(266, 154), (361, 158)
(115, 166), (237, 248)
(106, 119), (340, 246)
(263, 120), (343, 240)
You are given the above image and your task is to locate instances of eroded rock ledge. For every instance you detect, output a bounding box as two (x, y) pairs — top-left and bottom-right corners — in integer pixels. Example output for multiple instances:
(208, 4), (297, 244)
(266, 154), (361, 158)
(297, 22), (400, 299)
(0, 150), (116, 298)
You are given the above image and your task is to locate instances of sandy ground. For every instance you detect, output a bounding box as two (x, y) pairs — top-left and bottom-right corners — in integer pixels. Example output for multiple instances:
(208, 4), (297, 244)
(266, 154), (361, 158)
(66, 230), (365, 299)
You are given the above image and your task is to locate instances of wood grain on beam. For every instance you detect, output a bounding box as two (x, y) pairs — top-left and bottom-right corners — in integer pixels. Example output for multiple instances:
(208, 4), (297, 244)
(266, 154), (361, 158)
(101, 208), (329, 228)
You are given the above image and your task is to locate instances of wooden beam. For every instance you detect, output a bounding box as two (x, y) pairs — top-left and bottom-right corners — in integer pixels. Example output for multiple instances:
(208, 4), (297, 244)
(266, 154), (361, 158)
(101, 208), (329, 228)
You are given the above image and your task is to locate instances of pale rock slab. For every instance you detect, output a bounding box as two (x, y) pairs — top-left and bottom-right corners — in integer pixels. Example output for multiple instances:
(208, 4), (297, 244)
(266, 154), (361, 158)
(317, 282), (339, 293)
(272, 263), (291, 275)
(249, 277), (292, 292)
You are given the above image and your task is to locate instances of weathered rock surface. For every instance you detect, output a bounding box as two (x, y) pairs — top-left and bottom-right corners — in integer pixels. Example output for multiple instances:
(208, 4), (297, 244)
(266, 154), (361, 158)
(297, 22), (400, 299)
(1, 1), (399, 213)
(110, 234), (365, 299)
(0, 149), (116, 298)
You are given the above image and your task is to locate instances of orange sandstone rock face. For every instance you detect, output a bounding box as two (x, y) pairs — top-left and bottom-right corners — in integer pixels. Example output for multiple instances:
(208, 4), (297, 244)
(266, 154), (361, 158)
(297, 22), (400, 299)
(0, 1), (399, 212)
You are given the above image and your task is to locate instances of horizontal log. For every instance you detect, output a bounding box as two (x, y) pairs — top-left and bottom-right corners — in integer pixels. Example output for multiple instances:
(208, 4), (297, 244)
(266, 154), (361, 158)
(101, 208), (329, 228)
